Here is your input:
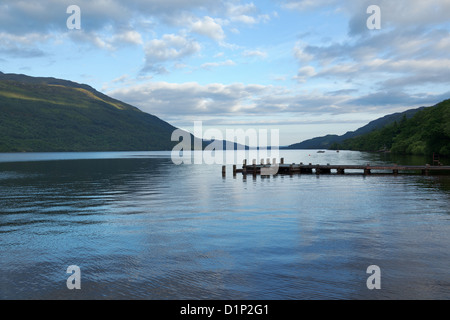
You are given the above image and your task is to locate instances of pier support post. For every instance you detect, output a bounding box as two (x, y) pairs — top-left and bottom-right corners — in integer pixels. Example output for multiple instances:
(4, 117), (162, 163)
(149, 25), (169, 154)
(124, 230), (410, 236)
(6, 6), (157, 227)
(315, 165), (322, 175)
(423, 164), (430, 176)
(233, 165), (237, 176)
(281, 158), (284, 165)
(337, 168), (345, 175)
(222, 166), (226, 177)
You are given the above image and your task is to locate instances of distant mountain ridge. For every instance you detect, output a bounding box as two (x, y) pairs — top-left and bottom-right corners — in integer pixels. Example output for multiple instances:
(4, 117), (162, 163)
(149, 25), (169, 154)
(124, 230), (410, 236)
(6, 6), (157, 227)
(287, 106), (426, 150)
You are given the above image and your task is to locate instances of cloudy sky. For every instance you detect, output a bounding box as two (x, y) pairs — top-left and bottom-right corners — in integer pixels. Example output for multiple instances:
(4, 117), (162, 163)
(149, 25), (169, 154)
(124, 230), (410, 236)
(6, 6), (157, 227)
(1, 0), (449, 145)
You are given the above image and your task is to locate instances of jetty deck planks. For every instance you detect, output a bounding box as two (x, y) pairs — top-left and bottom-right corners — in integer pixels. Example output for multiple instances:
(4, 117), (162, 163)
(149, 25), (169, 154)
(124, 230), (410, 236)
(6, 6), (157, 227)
(222, 158), (450, 176)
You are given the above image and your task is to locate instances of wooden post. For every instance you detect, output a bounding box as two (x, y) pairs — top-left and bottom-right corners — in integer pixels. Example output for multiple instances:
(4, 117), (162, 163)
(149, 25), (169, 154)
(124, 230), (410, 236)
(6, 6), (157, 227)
(233, 165), (237, 176)
(281, 158), (284, 164)
(222, 166), (226, 177)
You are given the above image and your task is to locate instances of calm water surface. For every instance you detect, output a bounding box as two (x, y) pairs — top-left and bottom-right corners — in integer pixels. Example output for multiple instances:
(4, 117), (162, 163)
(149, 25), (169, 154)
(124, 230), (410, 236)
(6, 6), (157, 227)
(0, 150), (449, 299)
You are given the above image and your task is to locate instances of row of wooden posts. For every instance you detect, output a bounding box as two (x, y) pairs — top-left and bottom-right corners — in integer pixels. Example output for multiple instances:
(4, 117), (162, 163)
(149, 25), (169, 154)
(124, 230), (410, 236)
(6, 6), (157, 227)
(222, 158), (285, 177)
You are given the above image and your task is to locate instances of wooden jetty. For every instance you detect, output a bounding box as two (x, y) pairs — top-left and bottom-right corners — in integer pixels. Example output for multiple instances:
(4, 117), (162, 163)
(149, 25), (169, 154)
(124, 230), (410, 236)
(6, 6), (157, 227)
(222, 158), (450, 177)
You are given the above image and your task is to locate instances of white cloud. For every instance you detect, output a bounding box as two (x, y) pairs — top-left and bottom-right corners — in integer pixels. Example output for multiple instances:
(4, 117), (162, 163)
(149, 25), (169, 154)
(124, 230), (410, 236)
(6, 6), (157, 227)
(113, 30), (143, 45)
(226, 2), (258, 23)
(242, 50), (267, 58)
(190, 16), (225, 41)
(281, 0), (337, 11)
(0, 32), (51, 57)
(109, 80), (431, 122)
(109, 81), (275, 118)
(293, 42), (314, 64)
(290, 0), (450, 94)
(142, 34), (201, 73)
(225, 2), (271, 25)
(200, 59), (236, 70)
(294, 66), (317, 83)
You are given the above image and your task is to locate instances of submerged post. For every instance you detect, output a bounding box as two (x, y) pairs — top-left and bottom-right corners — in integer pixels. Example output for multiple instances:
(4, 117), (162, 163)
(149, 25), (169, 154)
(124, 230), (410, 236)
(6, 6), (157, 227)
(316, 166), (321, 175)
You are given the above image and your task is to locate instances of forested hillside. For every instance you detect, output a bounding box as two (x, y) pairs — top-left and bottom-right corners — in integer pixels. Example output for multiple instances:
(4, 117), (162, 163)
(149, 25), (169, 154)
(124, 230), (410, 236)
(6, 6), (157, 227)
(331, 99), (450, 156)
(0, 72), (180, 152)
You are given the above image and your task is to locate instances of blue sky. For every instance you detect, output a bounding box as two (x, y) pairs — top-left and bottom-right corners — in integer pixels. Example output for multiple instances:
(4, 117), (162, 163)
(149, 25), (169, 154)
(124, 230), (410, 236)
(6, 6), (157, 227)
(1, 0), (449, 146)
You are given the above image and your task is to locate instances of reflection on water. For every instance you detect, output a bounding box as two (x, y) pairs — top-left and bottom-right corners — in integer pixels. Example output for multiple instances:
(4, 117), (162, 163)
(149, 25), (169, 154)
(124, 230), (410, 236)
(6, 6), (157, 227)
(0, 150), (449, 299)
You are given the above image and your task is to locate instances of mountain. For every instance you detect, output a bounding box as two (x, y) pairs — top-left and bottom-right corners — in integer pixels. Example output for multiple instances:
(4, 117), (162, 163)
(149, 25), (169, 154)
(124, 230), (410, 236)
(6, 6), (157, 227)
(333, 99), (450, 156)
(0, 72), (184, 152)
(287, 106), (426, 150)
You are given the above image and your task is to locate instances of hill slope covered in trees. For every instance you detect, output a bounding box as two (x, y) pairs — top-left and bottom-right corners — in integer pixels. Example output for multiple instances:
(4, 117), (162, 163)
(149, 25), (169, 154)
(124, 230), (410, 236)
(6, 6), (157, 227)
(287, 107), (425, 150)
(331, 99), (450, 156)
(0, 72), (180, 152)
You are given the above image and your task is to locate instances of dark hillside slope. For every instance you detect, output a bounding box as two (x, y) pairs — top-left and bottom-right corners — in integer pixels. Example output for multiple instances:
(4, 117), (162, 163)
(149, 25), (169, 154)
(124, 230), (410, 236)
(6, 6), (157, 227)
(0, 72), (180, 152)
(288, 107), (425, 150)
(334, 99), (450, 156)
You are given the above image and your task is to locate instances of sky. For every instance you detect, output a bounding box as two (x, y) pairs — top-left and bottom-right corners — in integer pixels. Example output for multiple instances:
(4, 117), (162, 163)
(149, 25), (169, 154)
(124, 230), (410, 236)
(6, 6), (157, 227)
(1, 0), (449, 146)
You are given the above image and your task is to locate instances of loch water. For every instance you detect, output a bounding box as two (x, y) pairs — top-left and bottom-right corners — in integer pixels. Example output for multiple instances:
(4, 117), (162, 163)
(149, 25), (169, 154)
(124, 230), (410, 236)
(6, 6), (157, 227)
(0, 150), (449, 299)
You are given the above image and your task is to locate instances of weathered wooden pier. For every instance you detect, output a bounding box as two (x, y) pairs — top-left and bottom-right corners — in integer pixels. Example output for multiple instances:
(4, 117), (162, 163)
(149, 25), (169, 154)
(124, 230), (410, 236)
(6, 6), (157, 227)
(222, 158), (450, 177)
